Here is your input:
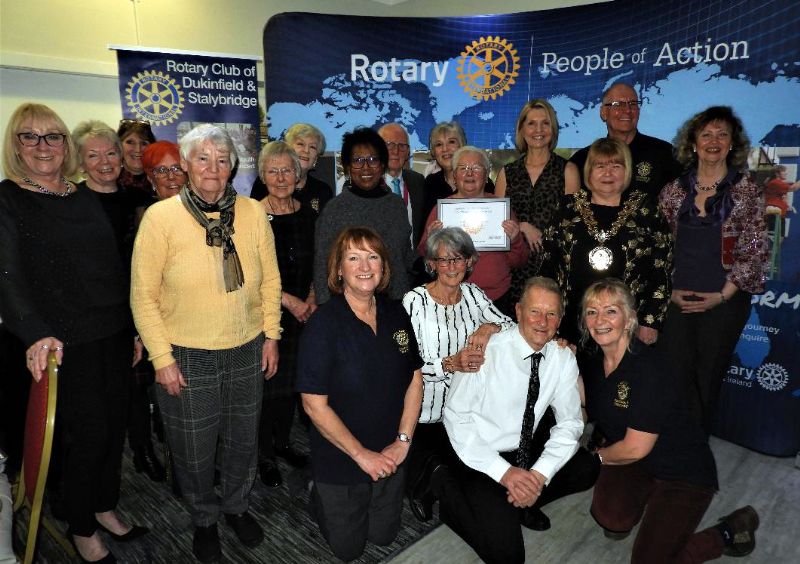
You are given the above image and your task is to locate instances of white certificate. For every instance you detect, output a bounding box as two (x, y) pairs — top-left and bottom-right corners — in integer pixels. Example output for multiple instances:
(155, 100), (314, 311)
(437, 198), (510, 251)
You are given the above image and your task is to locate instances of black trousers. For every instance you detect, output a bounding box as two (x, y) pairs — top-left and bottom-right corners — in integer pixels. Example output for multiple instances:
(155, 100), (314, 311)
(657, 292), (751, 433)
(0, 325), (29, 476)
(404, 421), (459, 494)
(435, 447), (599, 564)
(259, 395), (295, 459)
(58, 330), (130, 536)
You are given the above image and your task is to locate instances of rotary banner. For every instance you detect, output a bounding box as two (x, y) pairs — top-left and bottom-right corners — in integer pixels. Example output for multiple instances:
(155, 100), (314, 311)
(263, 0), (800, 456)
(113, 46), (261, 195)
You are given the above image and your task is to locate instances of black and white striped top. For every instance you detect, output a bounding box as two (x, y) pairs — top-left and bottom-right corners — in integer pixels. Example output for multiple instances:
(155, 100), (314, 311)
(402, 283), (514, 424)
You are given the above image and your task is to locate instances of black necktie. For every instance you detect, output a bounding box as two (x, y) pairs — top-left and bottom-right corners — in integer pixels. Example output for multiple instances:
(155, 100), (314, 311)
(516, 352), (543, 469)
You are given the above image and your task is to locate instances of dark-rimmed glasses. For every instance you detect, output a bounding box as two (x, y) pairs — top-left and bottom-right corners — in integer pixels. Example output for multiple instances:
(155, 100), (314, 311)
(351, 156), (381, 169)
(17, 132), (66, 147)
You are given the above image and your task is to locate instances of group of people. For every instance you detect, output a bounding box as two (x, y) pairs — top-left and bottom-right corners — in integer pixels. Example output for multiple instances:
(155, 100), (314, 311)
(0, 79), (770, 564)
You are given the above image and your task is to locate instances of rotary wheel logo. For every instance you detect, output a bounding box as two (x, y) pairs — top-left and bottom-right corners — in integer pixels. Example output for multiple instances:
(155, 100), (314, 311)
(126, 70), (184, 126)
(456, 36), (520, 101)
(756, 363), (789, 392)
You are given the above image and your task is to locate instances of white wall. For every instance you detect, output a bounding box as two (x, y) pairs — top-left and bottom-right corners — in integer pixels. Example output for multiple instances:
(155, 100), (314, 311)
(0, 0), (601, 176)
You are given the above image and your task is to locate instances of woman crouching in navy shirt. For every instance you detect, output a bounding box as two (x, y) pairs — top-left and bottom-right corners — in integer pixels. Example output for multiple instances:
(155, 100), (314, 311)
(579, 278), (759, 564)
(297, 227), (423, 562)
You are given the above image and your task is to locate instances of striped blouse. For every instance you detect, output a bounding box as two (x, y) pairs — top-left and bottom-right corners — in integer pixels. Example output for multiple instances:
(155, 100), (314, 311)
(402, 283), (514, 424)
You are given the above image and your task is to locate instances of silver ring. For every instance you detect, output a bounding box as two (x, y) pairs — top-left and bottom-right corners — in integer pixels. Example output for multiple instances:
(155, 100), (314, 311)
(41, 344), (49, 349)
(55, 346), (63, 351)
(378, 471), (386, 479)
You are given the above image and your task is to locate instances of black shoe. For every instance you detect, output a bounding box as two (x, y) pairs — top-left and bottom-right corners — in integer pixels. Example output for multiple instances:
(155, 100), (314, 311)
(409, 457), (445, 522)
(69, 536), (117, 563)
(224, 512), (264, 548)
(260, 459), (282, 488)
(521, 507), (551, 531)
(193, 524), (221, 562)
(97, 523), (149, 542)
(133, 445), (166, 482)
(718, 505), (759, 557)
(274, 444), (309, 468)
(603, 528), (631, 540)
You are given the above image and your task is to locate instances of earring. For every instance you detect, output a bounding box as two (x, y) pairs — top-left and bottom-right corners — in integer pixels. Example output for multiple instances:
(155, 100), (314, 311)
(337, 274), (342, 282)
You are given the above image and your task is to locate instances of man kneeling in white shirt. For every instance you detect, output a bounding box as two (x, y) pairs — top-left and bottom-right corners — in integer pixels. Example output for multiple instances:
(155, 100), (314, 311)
(438, 277), (599, 564)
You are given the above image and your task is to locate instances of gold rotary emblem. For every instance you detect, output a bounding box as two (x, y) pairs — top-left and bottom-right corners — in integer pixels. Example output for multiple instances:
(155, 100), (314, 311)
(614, 381), (630, 409)
(393, 329), (410, 354)
(456, 36), (520, 101)
(636, 161), (653, 182)
(126, 70), (185, 126)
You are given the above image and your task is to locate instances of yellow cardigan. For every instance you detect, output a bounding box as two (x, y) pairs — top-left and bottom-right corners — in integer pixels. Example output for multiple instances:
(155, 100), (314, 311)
(131, 194), (281, 369)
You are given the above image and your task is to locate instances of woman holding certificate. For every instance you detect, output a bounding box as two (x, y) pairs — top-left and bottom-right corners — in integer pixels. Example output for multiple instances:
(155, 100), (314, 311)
(417, 146), (527, 317)
(542, 138), (672, 346)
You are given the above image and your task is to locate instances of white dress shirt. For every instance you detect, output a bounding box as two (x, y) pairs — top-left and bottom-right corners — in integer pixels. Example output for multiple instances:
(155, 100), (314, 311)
(443, 328), (583, 484)
(402, 283), (513, 424)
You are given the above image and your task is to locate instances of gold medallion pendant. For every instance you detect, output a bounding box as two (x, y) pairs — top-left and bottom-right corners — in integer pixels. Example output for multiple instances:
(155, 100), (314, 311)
(589, 245), (613, 270)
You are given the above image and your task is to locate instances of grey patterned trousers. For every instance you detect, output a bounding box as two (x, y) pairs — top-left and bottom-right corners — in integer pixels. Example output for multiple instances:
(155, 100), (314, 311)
(155, 334), (265, 527)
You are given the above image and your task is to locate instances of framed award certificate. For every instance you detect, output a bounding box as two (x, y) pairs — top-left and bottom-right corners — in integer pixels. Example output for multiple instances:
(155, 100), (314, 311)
(437, 198), (510, 251)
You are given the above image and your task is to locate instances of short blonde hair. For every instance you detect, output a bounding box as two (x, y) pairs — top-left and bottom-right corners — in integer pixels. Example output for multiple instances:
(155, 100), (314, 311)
(514, 99), (559, 153)
(3, 103), (78, 179)
(72, 120), (121, 166)
(284, 123), (326, 155)
(580, 278), (639, 348)
(584, 138), (632, 191)
(258, 141), (302, 183)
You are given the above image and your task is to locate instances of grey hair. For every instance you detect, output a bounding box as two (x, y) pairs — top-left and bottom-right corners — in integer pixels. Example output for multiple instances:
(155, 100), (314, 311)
(284, 123), (326, 155)
(428, 121), (466, 154)
(258, 141), (302, 183)
(179, 124), (238, 168)
(451, 145), (491, 174)
(519, 276), (564, 316)
(424, 227), (479, 277)
(579, 278), (639, 350)
(71, 120), (121, 164)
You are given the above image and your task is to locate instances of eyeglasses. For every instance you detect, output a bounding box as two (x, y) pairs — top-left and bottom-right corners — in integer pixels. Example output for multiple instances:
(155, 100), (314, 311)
(152, 165), (185, 177)
(433, 256), (466, 267)
(455, 164), (486, 175)
(602, 100), (643, 110)
(385, 141), (410, 152)
(265, 167), (296, 177)
(350, 156), (381, 169)
(17, 132), (66, 147)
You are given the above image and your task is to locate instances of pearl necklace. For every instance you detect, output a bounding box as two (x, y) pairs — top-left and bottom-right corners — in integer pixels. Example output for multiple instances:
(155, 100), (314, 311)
(21, 175), (72, 197)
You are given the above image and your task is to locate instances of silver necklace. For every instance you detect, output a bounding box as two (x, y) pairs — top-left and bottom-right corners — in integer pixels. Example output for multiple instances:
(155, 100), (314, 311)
(21, 175), (72, 197)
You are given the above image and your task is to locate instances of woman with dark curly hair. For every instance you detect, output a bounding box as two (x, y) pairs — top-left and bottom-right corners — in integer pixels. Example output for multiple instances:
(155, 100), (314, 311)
(313, 127), (414, 304)
(658, 106), (768, 432)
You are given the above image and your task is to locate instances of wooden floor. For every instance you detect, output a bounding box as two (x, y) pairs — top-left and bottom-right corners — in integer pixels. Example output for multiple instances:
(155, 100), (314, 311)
(387, 437), (800, 564)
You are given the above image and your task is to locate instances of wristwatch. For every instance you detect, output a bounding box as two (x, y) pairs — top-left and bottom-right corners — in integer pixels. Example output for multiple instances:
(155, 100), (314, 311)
(397, 433), (412, 444)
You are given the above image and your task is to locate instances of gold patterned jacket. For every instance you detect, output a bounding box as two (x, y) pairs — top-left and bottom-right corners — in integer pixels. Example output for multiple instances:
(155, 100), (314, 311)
(543, 190), (673, 329)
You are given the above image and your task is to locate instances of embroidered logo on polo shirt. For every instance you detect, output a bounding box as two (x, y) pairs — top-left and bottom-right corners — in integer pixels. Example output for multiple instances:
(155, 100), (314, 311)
(635, 161), (652, 183)
(393, 329), (410, 353)
(614, 381), (630, 409)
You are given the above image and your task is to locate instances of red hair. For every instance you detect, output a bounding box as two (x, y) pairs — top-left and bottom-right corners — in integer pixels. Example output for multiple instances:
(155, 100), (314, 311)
(142, 141), (180, 177)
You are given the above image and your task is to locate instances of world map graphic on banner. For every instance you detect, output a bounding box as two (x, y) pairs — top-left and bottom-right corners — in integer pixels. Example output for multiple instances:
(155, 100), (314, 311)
(264, 0), (800, 152)
(263, 0), (800, 456)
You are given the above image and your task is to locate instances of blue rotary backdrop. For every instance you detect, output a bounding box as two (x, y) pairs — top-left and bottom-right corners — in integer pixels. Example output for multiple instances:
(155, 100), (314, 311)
(264, 0), (800, 455)
(115, 48), (261, 196)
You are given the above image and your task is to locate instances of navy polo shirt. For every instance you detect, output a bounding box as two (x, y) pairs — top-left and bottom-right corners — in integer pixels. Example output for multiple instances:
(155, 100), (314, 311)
(580, 341), (718, 488)
(297, 294), (423, 485)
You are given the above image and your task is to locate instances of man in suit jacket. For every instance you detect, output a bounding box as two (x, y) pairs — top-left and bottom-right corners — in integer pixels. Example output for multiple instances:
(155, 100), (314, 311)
(378, 123), (426, 248)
